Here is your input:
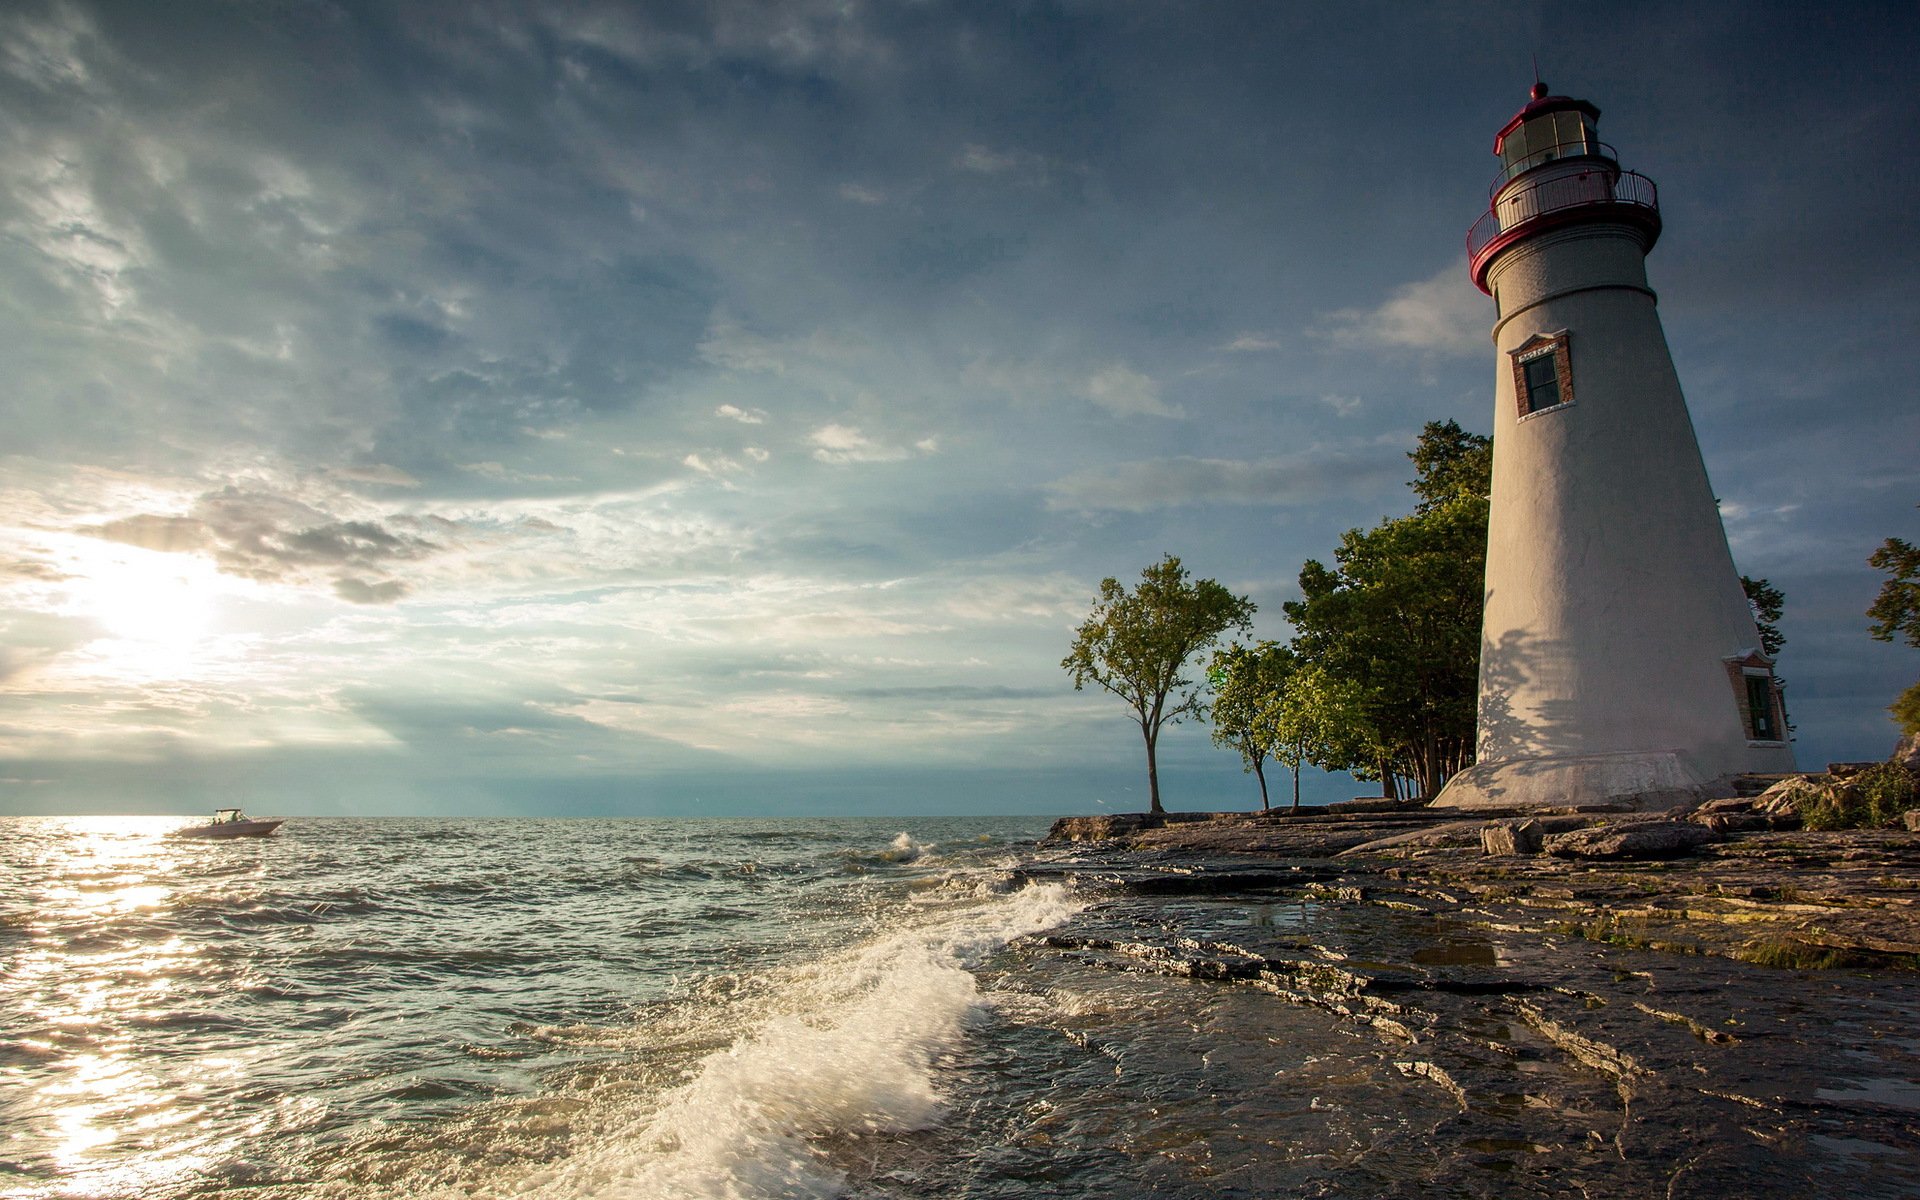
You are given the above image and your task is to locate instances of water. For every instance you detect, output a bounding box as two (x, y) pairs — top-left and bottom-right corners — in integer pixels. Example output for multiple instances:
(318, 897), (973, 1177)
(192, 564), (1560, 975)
(0, 816), (1075, 1199)
(11, 816), (1920, 1198)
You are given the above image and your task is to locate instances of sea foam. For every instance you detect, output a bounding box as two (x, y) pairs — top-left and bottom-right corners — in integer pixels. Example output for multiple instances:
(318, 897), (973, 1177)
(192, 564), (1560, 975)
(477, 879), (1082, 1200)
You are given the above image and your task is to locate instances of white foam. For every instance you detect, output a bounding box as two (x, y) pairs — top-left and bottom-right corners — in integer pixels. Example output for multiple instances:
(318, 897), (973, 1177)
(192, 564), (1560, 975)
(470, 881), (1081, 1200)
(875, 831), (931, 862)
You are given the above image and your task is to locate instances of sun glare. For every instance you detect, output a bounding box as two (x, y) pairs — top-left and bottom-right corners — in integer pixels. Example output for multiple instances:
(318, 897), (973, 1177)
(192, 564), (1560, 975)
(58, 539), (233, 677)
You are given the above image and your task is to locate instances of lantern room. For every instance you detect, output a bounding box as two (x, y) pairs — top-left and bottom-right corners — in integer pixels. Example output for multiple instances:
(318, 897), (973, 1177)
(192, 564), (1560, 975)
(1493, 84), (1607, 188)
(1466, 82), (1662, 295)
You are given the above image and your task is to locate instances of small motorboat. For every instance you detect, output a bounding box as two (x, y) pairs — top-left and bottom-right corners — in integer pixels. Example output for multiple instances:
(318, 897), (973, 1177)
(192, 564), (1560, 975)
(174, 808), (285, 839)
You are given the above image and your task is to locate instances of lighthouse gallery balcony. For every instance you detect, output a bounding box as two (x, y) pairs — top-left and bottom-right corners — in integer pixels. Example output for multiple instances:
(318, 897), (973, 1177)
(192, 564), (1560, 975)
(1468, 165), (1660, 294)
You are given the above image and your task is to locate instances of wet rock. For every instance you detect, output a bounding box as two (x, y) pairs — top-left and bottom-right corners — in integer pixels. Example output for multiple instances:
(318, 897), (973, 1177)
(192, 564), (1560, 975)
(1044, 812), (1255, 843)
(1336, 821), (1487, 857)
(1046, 813), (1163, 842)
(1543, 820), (1723, 861)
(1481, 818), (1544, 856)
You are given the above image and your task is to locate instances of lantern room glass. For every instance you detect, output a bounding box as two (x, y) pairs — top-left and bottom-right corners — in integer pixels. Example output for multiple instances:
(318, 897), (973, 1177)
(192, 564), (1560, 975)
(1500, 110), (1604, 183)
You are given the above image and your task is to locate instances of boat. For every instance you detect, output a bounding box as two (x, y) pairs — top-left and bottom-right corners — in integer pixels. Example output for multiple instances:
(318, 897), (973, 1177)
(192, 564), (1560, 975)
(174, 809), (285, 839)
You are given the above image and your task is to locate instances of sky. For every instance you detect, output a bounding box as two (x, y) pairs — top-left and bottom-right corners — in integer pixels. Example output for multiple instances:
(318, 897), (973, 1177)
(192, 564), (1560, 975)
(2, 1), (1916, 818)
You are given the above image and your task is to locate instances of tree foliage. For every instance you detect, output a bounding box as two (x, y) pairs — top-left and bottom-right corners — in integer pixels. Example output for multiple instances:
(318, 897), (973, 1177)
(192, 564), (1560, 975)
(1869, 535), (1920, 649)
(1740, 575), (1787, 659)
(1274, 661), (1378, 805)
(1869, 517), (1920, 736)
(1408, 419), (1493, 514)
(1208, 641), (1296, 811)
(1064, 555), (1255, 814)
(1282, 421), (1491, 800)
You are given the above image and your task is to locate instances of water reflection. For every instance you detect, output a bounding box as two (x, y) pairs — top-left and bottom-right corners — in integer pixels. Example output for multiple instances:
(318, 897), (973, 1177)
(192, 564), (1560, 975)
(2, 816), (250, 1198)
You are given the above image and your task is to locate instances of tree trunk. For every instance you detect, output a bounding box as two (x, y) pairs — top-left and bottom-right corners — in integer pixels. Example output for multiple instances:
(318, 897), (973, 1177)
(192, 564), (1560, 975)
(1291, 763), (1301, 812)
(1379, 756), (1397, 800)
(1143, 725), (1164, 814)
(1252, 758), (1269, 811)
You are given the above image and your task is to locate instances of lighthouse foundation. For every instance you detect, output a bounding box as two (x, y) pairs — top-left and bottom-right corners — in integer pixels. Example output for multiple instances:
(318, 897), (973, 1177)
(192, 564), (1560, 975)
(1432, 748), (1729, 812)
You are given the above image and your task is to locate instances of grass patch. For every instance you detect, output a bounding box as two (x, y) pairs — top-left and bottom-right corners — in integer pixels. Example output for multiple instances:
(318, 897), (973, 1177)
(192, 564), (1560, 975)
(1795, 763), (1920, 830)
(1555, 913), (1699, 957)
(1735, 936), (1920, 971)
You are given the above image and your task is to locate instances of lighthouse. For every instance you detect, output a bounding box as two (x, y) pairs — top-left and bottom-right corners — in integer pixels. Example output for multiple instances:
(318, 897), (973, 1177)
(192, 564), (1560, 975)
(1434, 83), (1795, 811)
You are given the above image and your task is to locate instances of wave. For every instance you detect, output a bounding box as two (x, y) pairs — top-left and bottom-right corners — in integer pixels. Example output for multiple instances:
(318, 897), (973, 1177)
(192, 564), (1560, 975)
(839, 831), (937, 869)
(442, 879), (1082, 1200)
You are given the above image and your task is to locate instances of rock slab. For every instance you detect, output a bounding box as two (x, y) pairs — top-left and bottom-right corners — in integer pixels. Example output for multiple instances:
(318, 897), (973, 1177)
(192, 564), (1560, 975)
(1481, 818), (1544, 856)
(1544, 820), (1723, 861)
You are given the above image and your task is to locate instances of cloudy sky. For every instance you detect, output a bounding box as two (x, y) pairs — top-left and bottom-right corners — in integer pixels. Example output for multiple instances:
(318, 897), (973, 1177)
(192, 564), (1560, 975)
(3, 1), (1915, 817)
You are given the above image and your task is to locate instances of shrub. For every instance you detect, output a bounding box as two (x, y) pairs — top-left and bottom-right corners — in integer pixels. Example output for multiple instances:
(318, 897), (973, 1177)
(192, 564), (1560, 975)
(1856, 762), (1919, 826)
(1791, 764), (1920, 830)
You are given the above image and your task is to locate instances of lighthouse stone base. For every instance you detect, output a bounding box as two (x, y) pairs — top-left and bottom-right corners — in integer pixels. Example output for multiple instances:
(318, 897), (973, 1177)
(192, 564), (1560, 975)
(1430, 749), (1730, 812)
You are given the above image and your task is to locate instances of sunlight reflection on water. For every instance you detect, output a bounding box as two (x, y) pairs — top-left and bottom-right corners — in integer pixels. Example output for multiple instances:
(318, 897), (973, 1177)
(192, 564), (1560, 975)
(4, 815), (239, 1198)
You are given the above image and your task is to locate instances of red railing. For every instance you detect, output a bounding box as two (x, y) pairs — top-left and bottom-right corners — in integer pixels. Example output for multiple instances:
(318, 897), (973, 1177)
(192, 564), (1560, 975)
(1467, 169), (1659, 265)
(1490, 140), (1619, 195)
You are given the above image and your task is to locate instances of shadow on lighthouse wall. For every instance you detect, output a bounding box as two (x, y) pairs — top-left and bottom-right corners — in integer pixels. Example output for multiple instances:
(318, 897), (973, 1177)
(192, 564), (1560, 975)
(1474, 620), (1580, 766)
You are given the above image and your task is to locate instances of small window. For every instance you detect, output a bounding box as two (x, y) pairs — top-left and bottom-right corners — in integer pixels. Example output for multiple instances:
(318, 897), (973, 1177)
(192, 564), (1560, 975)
(1554, 110), (1589, 156)
(1744, 674), (1781, 741)
(1522, 354), (1561, 412)
(1510, 332), (1573, 418)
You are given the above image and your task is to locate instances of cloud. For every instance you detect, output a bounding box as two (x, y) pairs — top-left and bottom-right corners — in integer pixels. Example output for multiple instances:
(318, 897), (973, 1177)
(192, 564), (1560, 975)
(683, 452), (744, 477)
(0, 556), (68, 583)
(458, 462), (576, 484)
(333, 577), (409, 605)
(0, 612), (97, 684)
(843, 684), (1053, 700)
(698, 312), (863, 376)
(1045, 449), (1400, 513)
(324, 464), (422, 488)
(955, 144), (1022, 174)
(838, 182), (886, 205)
(1083, 363), (1182, 419)
(716, 404), (768, 424)
(83, 487), (440, 604)
(1315, 262), (1488, 355)
(87, 514), (209, 555)
(1218, 333), (1284, 352)
(806, 423), (935, 465)
(952, 143), (1069, 188)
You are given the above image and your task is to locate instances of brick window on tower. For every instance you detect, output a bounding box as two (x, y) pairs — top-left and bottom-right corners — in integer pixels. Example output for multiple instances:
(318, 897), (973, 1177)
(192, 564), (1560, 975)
(1510, 331), (1574, 418)
(1724, 652), (1787, 745)
(1745, 674), (1780, 742)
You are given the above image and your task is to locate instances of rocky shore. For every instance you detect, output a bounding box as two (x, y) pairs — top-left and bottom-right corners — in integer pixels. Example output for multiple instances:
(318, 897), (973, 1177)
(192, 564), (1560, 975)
(1008, 767), (1920, 1195)
(1042, 768), (1920, 970)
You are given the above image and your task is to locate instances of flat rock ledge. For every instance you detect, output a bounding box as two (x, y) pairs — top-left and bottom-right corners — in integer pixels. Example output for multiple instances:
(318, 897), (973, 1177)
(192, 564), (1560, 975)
(1040, 785), (1920, 971)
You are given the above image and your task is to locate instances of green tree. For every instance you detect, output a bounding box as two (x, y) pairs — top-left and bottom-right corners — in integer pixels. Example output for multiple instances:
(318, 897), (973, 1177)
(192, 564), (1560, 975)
(1869, 522), (1920, 735)
(1208, 641), (1296, 811)
(1064, 555), (1256, 814)
(1408, 419), (1493, 512)
(1284, 422), (1491, 800)
(1869, 536), (1920, 648)
(1274, 661), (1379, 809)
(1741, 575), (1787, 659)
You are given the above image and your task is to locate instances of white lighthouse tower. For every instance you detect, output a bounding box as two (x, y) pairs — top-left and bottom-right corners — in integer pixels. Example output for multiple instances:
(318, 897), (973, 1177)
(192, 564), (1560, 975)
(1434, 83), (1794, 811)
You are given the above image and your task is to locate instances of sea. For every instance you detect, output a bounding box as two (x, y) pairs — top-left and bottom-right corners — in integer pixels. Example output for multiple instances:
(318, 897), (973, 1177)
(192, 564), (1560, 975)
(1, 815), (1099, 1200)
(9, 815), (1920, 1200)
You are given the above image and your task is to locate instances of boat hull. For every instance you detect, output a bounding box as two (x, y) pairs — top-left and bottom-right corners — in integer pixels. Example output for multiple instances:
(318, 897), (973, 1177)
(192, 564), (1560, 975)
(175, 819), (284, 839)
